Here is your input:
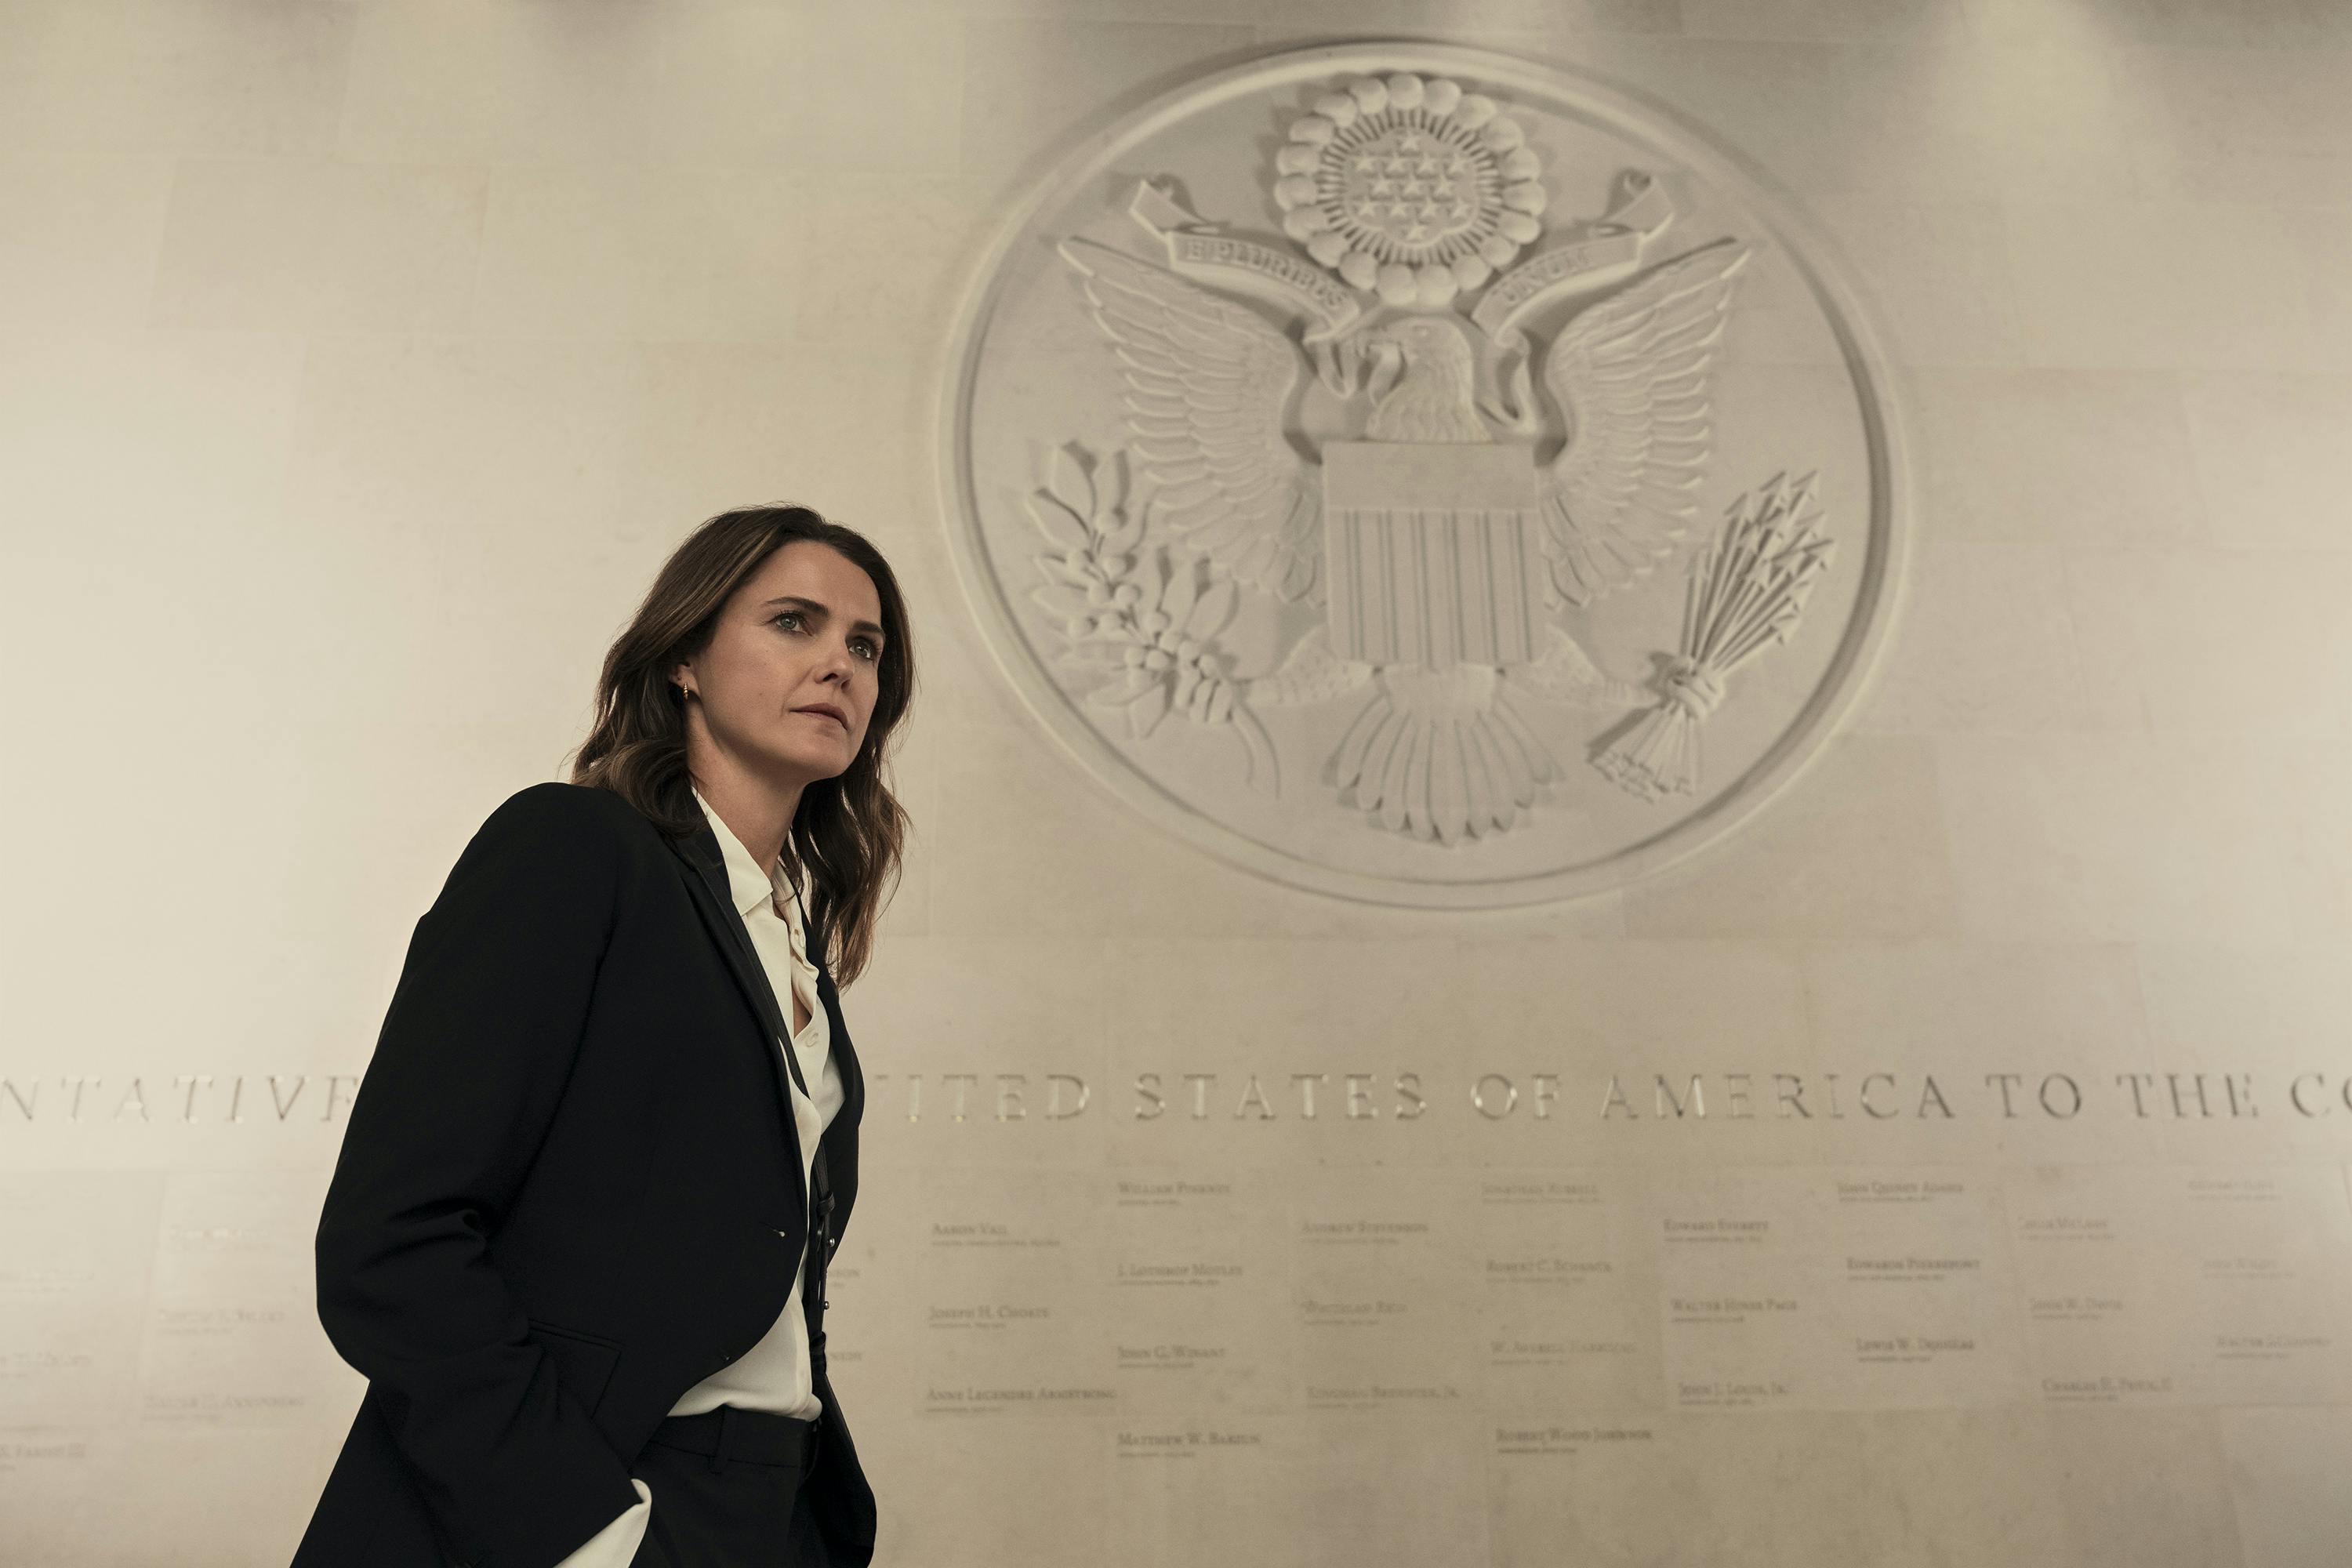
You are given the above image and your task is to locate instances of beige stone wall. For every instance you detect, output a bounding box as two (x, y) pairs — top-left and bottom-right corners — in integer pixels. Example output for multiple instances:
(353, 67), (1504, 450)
(1, 2), (2347, 1563)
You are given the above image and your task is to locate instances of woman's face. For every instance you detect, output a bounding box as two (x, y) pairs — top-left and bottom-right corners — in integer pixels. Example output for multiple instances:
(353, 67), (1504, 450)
(679, 539), (887, 787)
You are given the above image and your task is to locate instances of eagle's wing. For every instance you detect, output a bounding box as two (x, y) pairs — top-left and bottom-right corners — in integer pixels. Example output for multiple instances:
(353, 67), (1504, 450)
(1058, 239), (1321, 604)
(1537, 239), (1751, 608)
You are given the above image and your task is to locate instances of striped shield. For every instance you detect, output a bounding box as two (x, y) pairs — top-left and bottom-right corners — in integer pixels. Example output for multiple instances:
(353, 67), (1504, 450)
(1322, 441), (1545, 670)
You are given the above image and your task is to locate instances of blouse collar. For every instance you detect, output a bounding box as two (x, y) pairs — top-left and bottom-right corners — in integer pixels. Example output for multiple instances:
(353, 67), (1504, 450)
(690, 785), (803, 932)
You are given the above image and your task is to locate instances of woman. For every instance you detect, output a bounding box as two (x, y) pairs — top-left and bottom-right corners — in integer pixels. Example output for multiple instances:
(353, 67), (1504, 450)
(291, 506), (915, 1568)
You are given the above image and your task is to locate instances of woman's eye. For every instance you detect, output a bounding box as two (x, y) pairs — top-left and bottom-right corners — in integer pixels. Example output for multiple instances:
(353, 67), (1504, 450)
(776, 612), (878, 662)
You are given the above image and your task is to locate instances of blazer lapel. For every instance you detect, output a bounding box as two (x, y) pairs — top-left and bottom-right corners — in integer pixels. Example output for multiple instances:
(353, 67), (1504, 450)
(662, 819), (809, 1221)
(812, 960), (865, 1131)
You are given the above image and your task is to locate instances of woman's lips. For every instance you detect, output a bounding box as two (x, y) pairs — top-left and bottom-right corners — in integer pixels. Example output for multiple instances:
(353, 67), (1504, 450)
(795, 706), (848, 728)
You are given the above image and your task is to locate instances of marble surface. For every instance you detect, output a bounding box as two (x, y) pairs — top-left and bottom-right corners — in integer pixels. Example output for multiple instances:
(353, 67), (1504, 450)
(0, 2), (2347, 1564)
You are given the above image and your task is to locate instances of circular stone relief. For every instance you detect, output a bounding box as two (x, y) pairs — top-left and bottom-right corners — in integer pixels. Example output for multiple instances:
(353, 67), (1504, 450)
(941, 41), (1909, 909)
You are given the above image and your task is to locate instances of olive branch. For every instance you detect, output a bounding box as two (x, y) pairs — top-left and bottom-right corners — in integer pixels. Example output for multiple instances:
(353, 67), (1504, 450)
(1024, 443), (1278, 793)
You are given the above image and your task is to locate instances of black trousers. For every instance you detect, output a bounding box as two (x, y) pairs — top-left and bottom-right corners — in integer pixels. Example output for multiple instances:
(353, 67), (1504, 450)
(629, 1405), (833, 1568)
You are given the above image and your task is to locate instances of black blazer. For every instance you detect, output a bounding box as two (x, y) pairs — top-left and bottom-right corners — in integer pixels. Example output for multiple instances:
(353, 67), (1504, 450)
(291, 781), (876, 1568)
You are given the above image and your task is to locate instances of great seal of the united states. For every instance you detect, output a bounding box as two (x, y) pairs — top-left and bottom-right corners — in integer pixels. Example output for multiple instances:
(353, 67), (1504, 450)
(939, 40), (1910, 909)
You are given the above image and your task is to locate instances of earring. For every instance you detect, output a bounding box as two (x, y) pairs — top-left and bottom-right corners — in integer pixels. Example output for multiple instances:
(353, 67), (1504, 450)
(677, 684), (695, 700)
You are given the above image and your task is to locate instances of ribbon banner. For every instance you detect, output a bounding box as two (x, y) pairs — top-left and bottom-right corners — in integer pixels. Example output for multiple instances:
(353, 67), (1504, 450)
(1127, 179), (1364, 338)
(1471, 170), (1679, 344)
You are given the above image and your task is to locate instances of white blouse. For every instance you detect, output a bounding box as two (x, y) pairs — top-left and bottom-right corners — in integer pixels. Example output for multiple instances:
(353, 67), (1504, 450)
(552, 786), (845, 1568)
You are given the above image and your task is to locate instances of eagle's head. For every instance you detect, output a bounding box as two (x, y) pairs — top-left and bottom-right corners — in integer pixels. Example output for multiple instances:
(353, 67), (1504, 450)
(1367, 314), (1475, 383)
(1363, 313), (1488, 444)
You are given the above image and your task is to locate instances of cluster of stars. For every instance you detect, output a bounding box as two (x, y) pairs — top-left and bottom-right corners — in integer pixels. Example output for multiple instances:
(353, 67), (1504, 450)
(1342, 133), (1485, 247)
(1272, 73), (1548, 309)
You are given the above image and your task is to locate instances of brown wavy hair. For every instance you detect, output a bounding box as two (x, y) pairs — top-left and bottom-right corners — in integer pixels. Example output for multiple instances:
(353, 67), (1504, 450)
(568, 505), (916, 986)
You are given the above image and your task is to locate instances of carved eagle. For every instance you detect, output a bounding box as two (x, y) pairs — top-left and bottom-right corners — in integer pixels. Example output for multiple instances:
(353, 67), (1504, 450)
(1055, 234), (1752, 841)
